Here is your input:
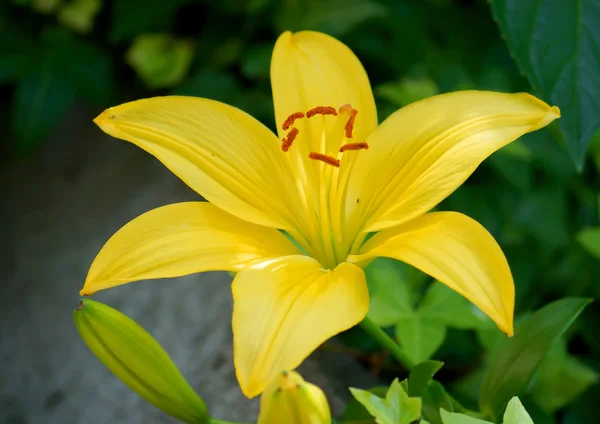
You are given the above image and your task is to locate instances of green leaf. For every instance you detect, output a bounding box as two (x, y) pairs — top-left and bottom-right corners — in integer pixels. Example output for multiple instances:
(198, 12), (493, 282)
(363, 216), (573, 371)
(12, 59), (76, 155)
(126, 34), (195, 89)
(57, 0), (101, 33)
(418, 283), (490, 330)
(420, 381), (457, 424)
(349, 379), (421, 424)
(440, 409), (492, 424)
(479, 297), (591, 422)
(277, 0), (388, 37)
(74, 299), (208, 424)
(577, 227), (600, 260)
(503, 397), (533, 424)
(396, 316), (446, 364)
(528, 339), (598, 412)
(365, 258), (417, 326)
(489, 0), (600, 169)
(407, 360), (444, 397)
(341, 386), (388, 422)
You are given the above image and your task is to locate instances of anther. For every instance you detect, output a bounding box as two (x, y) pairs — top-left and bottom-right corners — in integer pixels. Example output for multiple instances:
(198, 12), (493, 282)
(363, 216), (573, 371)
(339, 142), (369, 152)
(282, 112), (304, 131)
(306, 106), (338, 118)
(309, 152), (340, 167)
(281, 127), (299, 152)
(339, 104), (358, 138)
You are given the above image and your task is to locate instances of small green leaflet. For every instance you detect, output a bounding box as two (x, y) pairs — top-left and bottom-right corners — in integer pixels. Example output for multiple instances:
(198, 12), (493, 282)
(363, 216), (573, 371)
(349, 379), (421, 424)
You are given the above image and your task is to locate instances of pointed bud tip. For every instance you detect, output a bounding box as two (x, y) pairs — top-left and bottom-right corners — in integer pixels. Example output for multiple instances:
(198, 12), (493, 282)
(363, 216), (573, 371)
(76, 300), (85, 311)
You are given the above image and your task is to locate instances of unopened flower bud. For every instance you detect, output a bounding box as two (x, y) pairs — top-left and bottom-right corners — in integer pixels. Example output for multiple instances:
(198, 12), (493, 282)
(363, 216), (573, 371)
(258, 370), (331, 424)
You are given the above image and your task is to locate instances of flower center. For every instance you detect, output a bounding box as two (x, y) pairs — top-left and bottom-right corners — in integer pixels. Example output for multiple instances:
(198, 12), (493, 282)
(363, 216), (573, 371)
(277, 104), (368, 269)
(279, 104), (369, 167)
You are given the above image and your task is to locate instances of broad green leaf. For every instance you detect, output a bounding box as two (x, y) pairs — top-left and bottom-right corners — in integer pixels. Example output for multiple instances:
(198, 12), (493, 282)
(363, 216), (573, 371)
(479, 297), (591, 421)
(74, 299), (208, 423)
(126, 34), (195, 89)
(419, 283), (490, 330)
(440, 409), (492, 424)
(12, 58), (76, 155)
(276, 0), (388, 37)
(577, 227), (600, 260)
(528, 339), (598, 412)
(489, 0), (600, 169)
(365, 258), (416, 326)
(407, 360), (444, 397)
(396, 316), (446, 364)
(349, 379), (421, 424)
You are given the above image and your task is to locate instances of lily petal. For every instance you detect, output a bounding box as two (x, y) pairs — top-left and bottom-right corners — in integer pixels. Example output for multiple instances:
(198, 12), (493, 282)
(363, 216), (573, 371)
(80, 202), (300, 295)
(232, 256), (368, 398)
(347, 91), (560, 233)
(349, 212), (514, 335)
(271, 31), (377, 155)
(94, 96), (301, 230)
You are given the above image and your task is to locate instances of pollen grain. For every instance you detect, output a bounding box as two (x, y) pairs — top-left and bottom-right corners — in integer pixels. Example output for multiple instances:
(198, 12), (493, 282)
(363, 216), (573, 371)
(282, 112), (304, 131)
(306, 106), (338, 118)
(281, 127), (299, 152)
(308, 152), (340, 167)
(339, 142), (369, 152)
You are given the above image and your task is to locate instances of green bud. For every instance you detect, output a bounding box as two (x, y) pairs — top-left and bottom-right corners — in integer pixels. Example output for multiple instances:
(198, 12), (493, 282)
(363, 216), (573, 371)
(74, 299), (208, 423)
(258, 371), (331, 424)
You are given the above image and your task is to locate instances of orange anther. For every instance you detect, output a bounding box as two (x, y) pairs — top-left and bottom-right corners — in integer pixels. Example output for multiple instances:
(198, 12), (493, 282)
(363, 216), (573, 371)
(306, 106), (338, 118)
(308, 152), (340, 167)
(282, 112), (304, 131)
(282, 127), (299, 152)
(339, 142), (369, 152)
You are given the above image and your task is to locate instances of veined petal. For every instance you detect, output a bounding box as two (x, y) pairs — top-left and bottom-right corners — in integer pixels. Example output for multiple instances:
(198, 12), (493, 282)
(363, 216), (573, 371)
(94, 96), (301, 230)
(232, 256), (368, 398)
(349, 212), (514, 335)
(346, 91), (560, 233)
(80, 202), (300, 295)
(271, 31), (377, 156)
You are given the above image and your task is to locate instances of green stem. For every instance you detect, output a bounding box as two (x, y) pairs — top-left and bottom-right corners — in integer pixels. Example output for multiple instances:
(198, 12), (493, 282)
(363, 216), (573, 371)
(359, 316), (416, 369)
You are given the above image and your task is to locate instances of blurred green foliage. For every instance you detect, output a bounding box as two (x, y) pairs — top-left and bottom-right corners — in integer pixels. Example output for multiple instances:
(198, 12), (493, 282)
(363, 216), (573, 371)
(2, 0), (599, 422)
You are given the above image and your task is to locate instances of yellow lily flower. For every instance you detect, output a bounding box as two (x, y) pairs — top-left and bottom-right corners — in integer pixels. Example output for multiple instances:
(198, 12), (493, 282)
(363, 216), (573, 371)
(81, 30), (560, 398)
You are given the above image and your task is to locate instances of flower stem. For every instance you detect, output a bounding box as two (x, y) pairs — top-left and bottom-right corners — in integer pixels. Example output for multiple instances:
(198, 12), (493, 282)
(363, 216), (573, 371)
(359, 316), (416, 369)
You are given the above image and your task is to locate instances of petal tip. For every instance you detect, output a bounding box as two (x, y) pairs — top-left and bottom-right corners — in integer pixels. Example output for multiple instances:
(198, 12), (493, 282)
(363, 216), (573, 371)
(536, 104), (561, 129)
(93, 108), (116, 127)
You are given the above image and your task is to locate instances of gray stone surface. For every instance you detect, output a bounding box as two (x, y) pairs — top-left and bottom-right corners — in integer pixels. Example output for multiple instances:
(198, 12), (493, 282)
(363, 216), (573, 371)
(0, 105), (378, 423)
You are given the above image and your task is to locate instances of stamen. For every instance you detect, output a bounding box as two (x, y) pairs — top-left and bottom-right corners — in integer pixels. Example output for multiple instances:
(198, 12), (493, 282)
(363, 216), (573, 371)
(339, 104), (358, 138)
(281, 127), (299, 152)
(306, 106), (338, 118)
(339, 142), (369, 152)
(308, 152), (340, 167)
(282, 112), (304, 131)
